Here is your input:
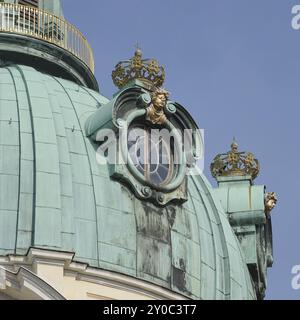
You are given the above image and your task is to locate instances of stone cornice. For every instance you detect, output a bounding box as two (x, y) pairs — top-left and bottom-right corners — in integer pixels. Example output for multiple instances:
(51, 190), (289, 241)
(0, 248), (187, 300)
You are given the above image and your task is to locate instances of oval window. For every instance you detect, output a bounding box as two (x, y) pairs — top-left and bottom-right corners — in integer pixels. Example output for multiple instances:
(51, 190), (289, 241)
(127, 125), (175, 187)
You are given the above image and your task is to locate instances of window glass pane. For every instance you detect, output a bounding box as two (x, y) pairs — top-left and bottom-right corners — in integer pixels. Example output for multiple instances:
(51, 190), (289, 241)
(128, 125), (174, 186)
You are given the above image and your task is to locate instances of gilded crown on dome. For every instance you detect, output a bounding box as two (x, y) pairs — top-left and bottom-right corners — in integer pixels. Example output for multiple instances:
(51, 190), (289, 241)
(112, 48), (165, 89)
(210, 139), (260, 181)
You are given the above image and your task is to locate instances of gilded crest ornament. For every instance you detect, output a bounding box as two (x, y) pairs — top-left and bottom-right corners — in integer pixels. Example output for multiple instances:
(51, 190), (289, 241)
(112, 48), (165, 89)
(210, 140), (260, 181)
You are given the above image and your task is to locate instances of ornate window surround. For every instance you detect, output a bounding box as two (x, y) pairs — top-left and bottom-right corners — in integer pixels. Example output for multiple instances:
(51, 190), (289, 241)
(85, 81), (203, 206)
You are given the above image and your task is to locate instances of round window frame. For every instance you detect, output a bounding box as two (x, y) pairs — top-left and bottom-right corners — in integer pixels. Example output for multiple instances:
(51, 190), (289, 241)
(127, 123), (176, 188)
(119, 109), (187, 193)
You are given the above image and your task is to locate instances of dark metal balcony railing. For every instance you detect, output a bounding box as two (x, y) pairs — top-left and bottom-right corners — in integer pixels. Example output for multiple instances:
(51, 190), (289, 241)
(0, 3), (95, 73)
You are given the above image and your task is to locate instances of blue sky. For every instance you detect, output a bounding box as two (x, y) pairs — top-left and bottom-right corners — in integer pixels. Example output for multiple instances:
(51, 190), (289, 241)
(63, 0), (300, 300)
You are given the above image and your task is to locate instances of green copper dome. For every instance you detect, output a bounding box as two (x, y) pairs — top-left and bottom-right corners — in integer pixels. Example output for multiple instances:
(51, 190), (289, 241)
(0, 0), (276, 301)
(0, 64), (256, 299)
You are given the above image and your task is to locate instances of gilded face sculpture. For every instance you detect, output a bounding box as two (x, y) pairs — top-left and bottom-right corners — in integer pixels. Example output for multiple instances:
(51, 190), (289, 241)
(152, 93), (167, 110)
(146, 88), (170, 125)
(265, 192), (278, 213)
(151, 89), (169, 111)
(266, 198), (276, 211)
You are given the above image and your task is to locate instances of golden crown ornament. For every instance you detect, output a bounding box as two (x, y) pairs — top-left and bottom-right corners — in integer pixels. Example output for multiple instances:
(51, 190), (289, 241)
(210, 140), (260, 181)
(112, 48), (166, 89)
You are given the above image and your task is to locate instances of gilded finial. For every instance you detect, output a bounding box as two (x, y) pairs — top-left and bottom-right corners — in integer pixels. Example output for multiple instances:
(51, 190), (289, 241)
(210, 140), (260, 181)
(135, 41), (141, 53)
(112, 48), (166, 89)
(231, 137), (238, 152)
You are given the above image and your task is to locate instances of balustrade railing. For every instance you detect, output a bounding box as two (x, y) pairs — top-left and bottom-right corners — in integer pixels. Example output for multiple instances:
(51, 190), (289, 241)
(0, 3), (95, 73)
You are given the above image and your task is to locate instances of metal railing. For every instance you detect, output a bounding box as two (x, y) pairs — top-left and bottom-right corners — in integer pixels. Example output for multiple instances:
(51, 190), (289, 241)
(0, 3), (95, 73)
